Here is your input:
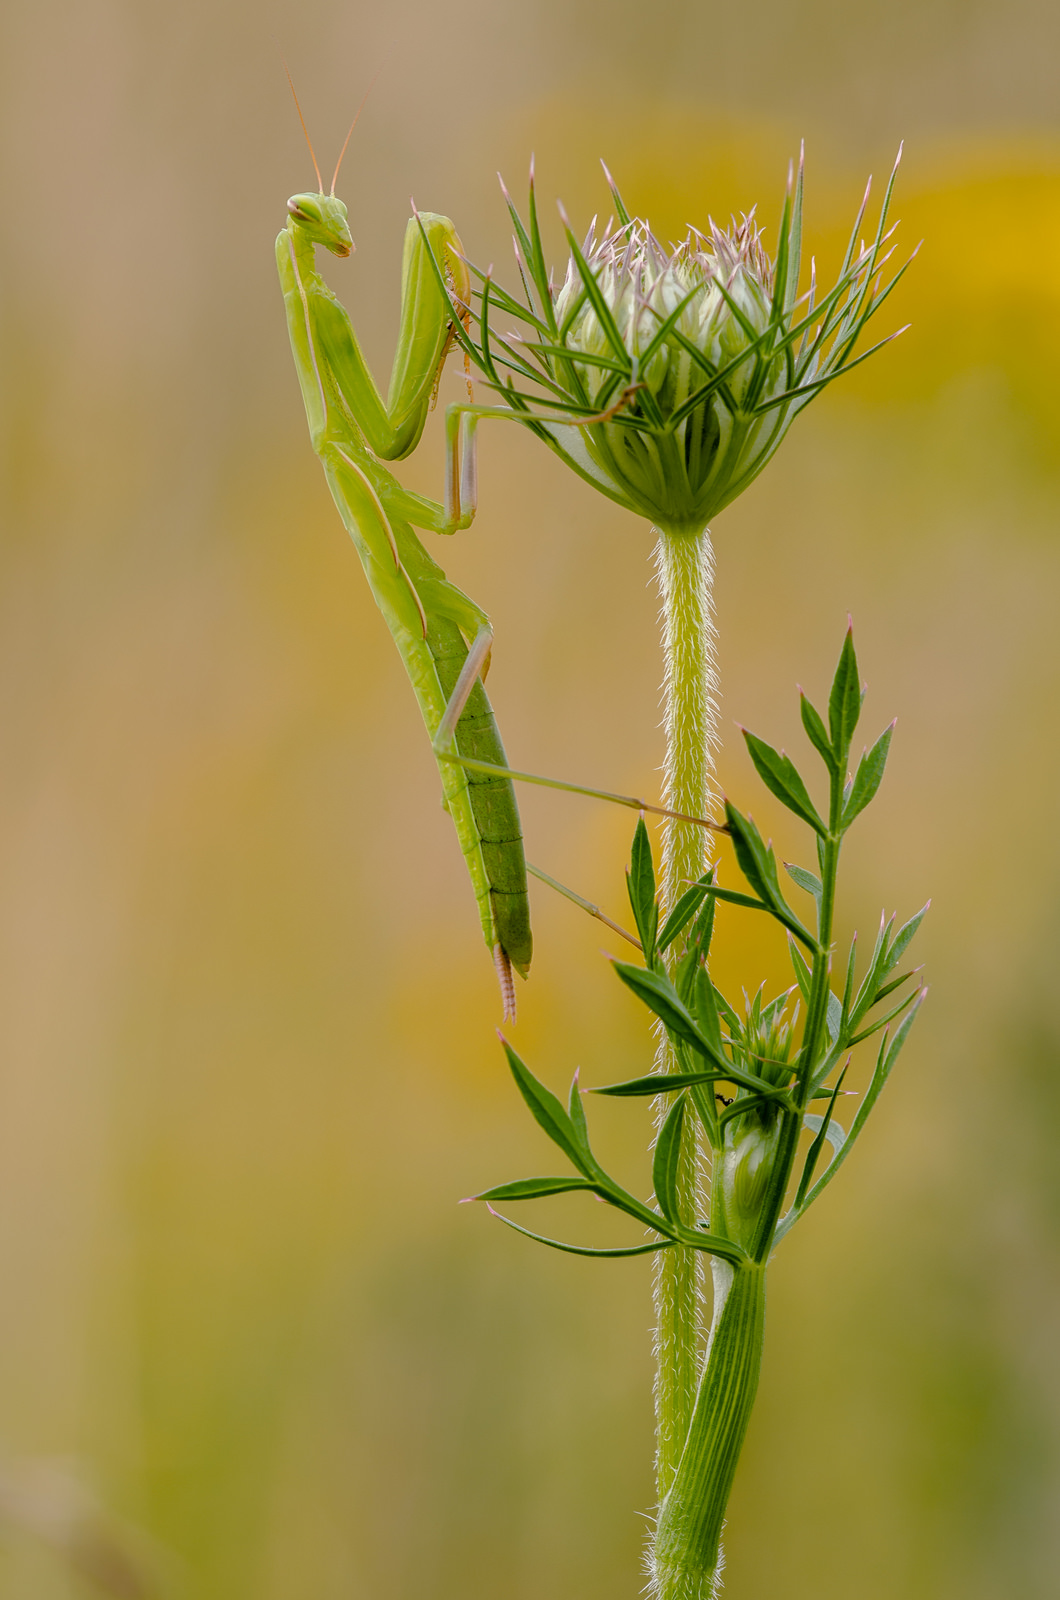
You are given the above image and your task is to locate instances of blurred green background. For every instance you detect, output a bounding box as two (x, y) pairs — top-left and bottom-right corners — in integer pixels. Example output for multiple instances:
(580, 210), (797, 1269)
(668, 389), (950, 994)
(0, 0), (1058, 1595)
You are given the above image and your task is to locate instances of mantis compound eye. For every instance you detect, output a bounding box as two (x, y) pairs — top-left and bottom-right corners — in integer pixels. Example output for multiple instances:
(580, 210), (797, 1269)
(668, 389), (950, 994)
(287, 196), (316, 222)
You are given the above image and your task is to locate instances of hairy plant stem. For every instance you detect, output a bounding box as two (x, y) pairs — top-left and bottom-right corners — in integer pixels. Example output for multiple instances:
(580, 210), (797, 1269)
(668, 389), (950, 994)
(652, 529), (772, 1598)
(652, 528), (720, 1498)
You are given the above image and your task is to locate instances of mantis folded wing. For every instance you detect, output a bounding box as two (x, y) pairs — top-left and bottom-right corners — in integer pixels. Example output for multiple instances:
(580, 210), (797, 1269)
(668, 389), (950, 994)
(276, 187), (532, 1011)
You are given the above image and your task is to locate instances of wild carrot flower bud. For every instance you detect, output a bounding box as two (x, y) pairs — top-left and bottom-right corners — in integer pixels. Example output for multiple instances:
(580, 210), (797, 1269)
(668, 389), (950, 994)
(448, 149), (912, 537)
(553, 212), (777, 412)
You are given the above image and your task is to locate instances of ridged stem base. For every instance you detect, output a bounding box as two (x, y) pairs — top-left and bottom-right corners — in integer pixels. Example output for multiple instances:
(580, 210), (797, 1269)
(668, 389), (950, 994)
(649, 1264), (767, 1599)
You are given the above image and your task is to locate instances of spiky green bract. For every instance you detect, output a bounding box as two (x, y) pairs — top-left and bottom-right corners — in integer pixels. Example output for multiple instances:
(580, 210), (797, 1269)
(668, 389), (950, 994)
(472, 628), (926, 1597)
(443, 151), (912, 537)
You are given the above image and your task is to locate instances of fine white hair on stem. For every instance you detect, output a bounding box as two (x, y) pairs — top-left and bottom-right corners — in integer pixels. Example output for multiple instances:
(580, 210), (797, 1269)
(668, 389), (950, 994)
(649, 527), (721, 1516)
(644, 1538), (726, 1600)
(655, 529), (721, 874)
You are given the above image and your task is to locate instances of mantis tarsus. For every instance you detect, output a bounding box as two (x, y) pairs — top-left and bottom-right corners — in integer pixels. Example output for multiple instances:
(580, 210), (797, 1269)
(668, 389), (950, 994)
(276, 116), (534, 1015)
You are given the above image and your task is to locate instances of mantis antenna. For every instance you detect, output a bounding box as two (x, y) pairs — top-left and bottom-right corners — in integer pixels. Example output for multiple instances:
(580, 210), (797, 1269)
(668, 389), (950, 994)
(282, 60), (324, 194)
(331, 73), (378, 195)
(281, 60), (378, 198)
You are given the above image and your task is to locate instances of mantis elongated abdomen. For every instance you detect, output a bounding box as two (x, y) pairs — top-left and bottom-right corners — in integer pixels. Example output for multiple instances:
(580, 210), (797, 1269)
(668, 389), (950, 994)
(427, 620), (532, 962)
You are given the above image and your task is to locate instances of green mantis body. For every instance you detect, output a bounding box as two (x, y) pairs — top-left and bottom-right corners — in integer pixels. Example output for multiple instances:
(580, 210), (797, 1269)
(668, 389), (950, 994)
(277, 187), (532, 1007)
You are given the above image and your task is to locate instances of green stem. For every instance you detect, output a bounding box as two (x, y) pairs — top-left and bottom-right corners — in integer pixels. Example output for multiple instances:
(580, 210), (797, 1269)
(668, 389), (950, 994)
(652, 529), (720, 1497)
(648, 719), (851, 1595)
(651, 1263), (767, 1600)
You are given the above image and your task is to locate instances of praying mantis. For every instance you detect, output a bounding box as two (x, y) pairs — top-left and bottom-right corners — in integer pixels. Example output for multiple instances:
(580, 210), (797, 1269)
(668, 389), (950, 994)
(277, 99), (716, 1012)
(276, 105), (535, 1014)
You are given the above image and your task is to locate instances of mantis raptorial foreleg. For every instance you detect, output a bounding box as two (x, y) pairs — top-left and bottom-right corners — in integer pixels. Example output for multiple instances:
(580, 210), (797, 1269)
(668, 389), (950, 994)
(277, 127), (531, 1011)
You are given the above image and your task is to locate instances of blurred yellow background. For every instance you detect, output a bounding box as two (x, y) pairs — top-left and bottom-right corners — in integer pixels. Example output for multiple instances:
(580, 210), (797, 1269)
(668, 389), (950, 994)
(0, 0), (1058, 1596)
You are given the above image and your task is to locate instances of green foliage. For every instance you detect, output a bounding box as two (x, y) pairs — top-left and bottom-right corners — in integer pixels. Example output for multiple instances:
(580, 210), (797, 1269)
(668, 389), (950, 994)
(477, 1038), (748, 1265)
(656, 881), (711, 953)
(828, 624), (863, 761)
(626, 817), (659, 962)
(477, 625), (926, 1267)
(842, 721), (895, 828)
(652, 1097), (688, 1225)
(723, 802), (818, 949)
(741, 727), (826, 834)
(500, 1039), (596, 1179)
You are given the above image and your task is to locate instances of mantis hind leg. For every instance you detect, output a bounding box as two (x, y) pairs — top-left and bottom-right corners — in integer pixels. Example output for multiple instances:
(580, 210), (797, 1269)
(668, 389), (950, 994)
(433, 662), (724, 836)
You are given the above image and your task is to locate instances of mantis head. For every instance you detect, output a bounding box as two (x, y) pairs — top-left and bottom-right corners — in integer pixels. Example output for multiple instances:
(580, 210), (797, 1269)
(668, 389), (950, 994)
(283, 64), (374, 261)
(286, 192), (355, 257)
